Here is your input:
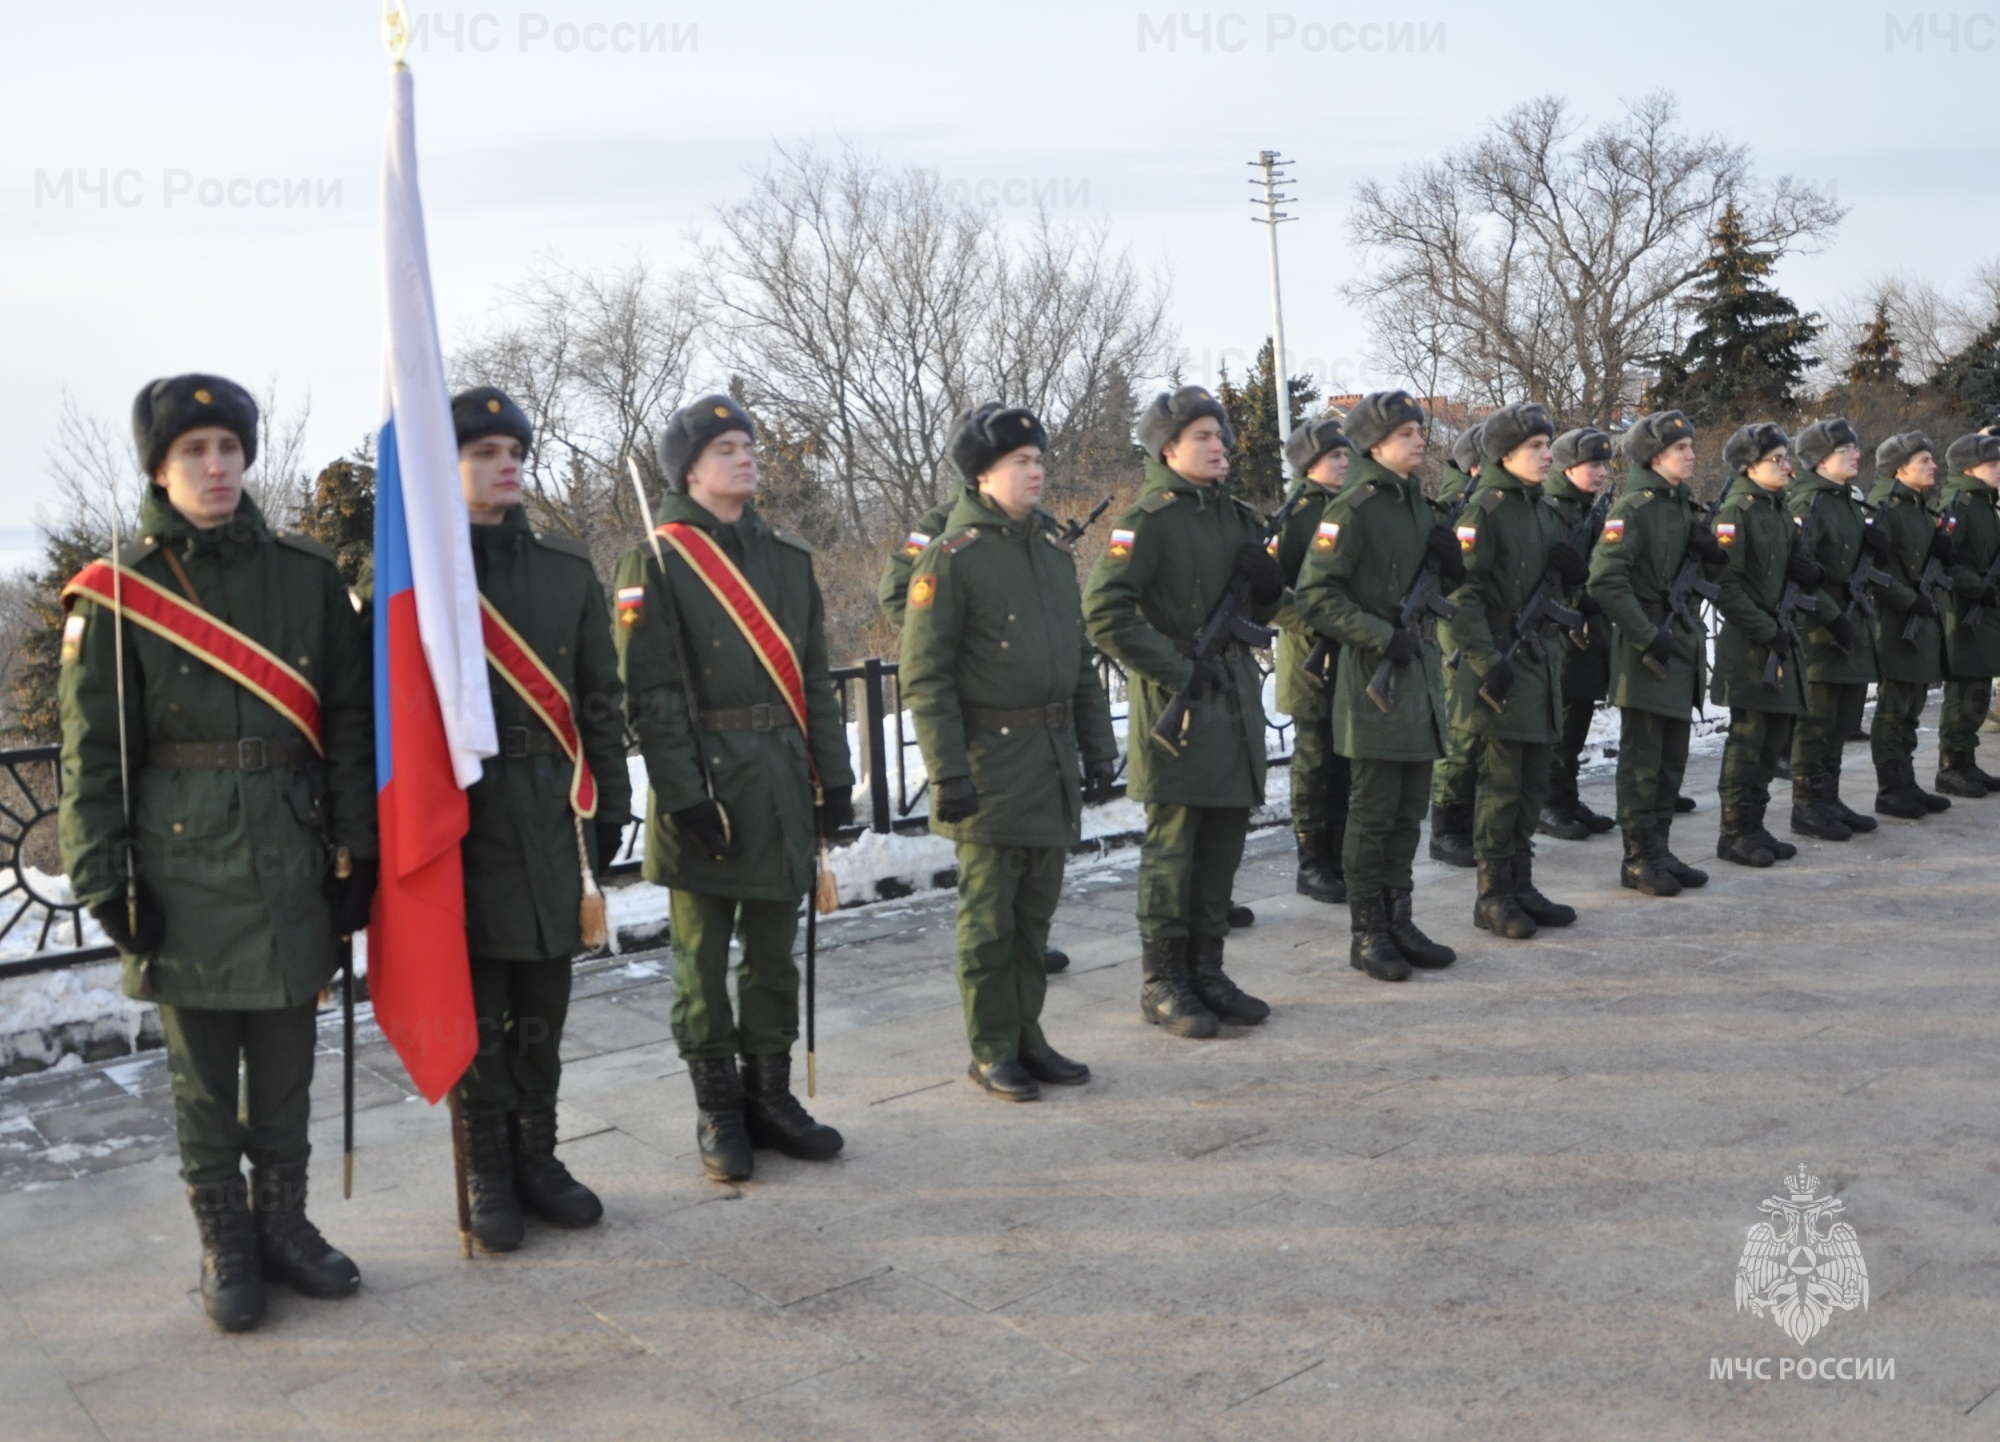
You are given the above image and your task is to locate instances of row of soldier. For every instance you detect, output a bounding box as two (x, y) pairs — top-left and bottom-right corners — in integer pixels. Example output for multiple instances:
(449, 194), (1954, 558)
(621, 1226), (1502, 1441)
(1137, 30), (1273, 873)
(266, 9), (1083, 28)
(55, 375), (1999, 1336)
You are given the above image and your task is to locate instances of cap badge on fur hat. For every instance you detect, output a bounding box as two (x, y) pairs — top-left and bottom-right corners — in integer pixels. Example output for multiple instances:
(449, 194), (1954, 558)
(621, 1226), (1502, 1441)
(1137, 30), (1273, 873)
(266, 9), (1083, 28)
(193, 388), (212, 405)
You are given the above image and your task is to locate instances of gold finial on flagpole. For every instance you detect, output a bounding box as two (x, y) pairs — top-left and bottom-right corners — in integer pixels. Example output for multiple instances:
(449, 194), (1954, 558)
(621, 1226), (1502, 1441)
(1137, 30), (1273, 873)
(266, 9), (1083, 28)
(383, 0), (411, 66)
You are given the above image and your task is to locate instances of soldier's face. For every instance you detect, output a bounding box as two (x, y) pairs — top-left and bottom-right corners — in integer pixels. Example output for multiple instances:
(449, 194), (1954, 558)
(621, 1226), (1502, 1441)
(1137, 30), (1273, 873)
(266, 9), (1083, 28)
(1566, 460), (1610, 493)
(1746, 448), (1793, 491)
(156, 426), (245, 529)
(1896, 451), (1937, 489)
(686, 430), (759, 502)
(1652, 438), (1697, 483)
(1163, 417), (1228, 484)
(1502, 434), (1552, 485)
(1370, 421), (1425, 477)
(1969, 460), (2000, 488)
(1307, 449), (1349, 490)
(1818, 445), (1861, 484)
(978, 446), (1044, 520)
(459, 435), (524, 520)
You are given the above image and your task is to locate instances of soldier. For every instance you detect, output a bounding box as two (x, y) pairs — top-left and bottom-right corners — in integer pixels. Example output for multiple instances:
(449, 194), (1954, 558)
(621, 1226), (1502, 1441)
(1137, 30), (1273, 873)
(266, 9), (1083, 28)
(1538, 428), (1619, 840)
(1933, 430), (2000, 796)
(613, 395), (856, 1181)
(899, 404), (1119, 1100)
(1585, 410), (1726, 896)
(1273, 414), (1354, 904)
(1082, 385), (1284, 1037)
(1447, 402), (1587, 939)
(1786, 418), (1884, 841)
(59, 375), (374, 1331)
(1427, 422), (1484, 867)
(1864, 432), (1956, 818)
(1708, 424), (1841, 867)
(1294, 390), (1462, 981)
(444, 388), (633, 1251)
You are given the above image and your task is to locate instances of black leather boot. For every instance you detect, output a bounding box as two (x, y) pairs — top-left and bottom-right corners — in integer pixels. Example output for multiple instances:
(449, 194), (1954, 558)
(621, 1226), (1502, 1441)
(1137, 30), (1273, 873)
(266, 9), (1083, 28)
(1874, 763), (1930, 819)
(1041, 946), (1070, 974)
(1908, 761), (1952, 812)
(1227, 903), (1256, 928)
(1140, 936), (1218, 1037)
(251, 1161), (361, 1297)
(1535, 802), (1591, 841)
(1187, 932), (1270, 1024)
(1428, 803), (1474, 867)
(1619, 827), (1681, 897)
(188, 1177), (264, 1332)
(1969, 755), (2000, 789)
(1349, 893), (1411, 981)
(687, 1057), (754, 1181)
(1790, 773), (1853, 841)
(1474, 858), (1536, 938)
(1575, 799), (1616, 834)
(1935, 754), (1989, 798)
(1385, 887), (1456, 966)
(1294, 830), (1346, 903)
(510, 1108), (605, 1227)
(1744, 802), (1796, 860)
(1716, 806), (1775, 868)
(1827, 768), (1876, 832)
(1655, 821), (1708, 887)
(463, 1109), (525, 1252)
(741, 1052), (844, 1161)
(1510, 854), (1576, 927)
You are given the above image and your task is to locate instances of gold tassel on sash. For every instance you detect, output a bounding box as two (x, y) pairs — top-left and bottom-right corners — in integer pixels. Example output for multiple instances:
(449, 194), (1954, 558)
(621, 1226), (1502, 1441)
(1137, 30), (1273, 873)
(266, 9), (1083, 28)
(576, 816), (609, 949)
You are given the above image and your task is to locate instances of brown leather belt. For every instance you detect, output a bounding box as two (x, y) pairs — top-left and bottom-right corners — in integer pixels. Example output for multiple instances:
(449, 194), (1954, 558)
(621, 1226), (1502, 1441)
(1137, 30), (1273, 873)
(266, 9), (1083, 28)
(147, 737), (317, 772)
(700, 704), (797, 733)
(965, 701), (1072, 732)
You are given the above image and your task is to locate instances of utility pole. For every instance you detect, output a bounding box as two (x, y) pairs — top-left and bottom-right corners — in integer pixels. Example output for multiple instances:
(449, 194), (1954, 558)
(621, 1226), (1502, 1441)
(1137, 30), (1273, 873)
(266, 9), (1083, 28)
(1249, 150), (1296, 446)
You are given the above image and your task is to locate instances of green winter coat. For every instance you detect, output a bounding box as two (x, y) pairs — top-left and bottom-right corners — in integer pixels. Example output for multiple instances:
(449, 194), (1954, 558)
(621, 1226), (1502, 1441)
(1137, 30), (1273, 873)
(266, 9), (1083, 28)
(1293, 455), (1449, 762)
(899, 489), (1118, 848)
(1938, 474), (2000, 679)
(58, 490), (375, 1008)
(1081, 459), (1276, 808)
(1787, 470), (1879, 686)
(1446, 470), (1567, 742)
(613, 494), (855, 902)
(1271, 476), (1343, 721)
(1708, 478), (1830, 716)
(1586, 463), (1711, 719)
(462, 509), (632, 960)
(1864, 480), (1945, 686)
(1543, 473), (1613, 701)
(876, 494), (962, 627)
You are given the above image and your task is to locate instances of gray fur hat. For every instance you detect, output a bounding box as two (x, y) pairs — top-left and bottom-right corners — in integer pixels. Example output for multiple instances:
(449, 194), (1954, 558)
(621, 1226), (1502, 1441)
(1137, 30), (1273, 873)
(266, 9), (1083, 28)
(657, 394), (756, 490)
(1137, 385), (1233, 462)
(1550, 427), (1614, 472)
(132, 373), (258, 479)
(1875, 431), (1935, 479)
(1794, 417), (1861, 470)
(1479, 402), (1556, 464)
(1945, 431), (2000, 472)
(1623, 410), (1696, 467)
(1449, 422), (1485, 476)
(1344, 390), (1428, 455)
(1283, 414), (1350, 478)
(1722, 422), (1790, 475)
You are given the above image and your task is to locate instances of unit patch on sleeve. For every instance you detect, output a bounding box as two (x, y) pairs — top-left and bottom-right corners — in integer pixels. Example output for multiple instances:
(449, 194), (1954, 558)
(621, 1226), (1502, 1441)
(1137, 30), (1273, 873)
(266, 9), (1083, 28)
(908, 574), (937, 610)
(1312, 520), (1340, 552)
(1107, 527), (1136, 559)
(1601, 518), (1627, 544)
(616, 585), (646, 628)
(1455, 523), (1480, 553)
(1716, 522), (1738, 546)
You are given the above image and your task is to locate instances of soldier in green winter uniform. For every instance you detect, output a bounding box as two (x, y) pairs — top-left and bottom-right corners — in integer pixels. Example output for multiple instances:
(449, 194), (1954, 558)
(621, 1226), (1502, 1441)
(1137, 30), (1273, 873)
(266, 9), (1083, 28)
(1933, 431), (2000, 796)
(613, 395), (856, 1182)
(1427, 422), (1484, 867)
(1539, 428), (1619, 841)
(1585, 410), (1725, 897)
(1273, 414), (1354, 904)
(442, 389), (633, 1251)
(1786, 418), (1885, 841)
(1707, 425), (1842, 868)
(1082, 386), (1284, 1037)
(1294, 391), (1462, 981)
(1447, 403), (1587, 939)
(59, 376), (375, 1332)
(899, 405), (1119, 1101)
(1864, 432), (1957, 819)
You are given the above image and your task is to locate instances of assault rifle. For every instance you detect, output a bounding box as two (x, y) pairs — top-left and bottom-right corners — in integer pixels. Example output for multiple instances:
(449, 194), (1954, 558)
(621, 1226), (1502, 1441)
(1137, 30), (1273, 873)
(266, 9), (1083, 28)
(1642, 491), (1727, 679)
(1058, 495), (1113, 546)
(1956, 537), (2000, 632)
(1762, 494), (1824, 688)
(1567, 479), (1620, 651)
(1475, 483), (1615, 713)
(1902, 519), (1956, 645)
(1839, 507), (1894, 629)
(1150, 487), (1314, 756)
(1309, 488), (1472, 698)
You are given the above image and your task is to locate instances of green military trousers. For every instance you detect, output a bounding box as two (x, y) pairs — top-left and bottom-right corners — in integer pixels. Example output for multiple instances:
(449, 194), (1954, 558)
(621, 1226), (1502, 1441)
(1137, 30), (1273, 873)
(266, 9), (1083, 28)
(1870, 681), (1931, 772)
(668, 891), (801, 1062)
(1940, 678), (1994, 765)
(1138, 804), (1249, 943)
(1429, 722), (1476, 810)
(159, 1001), (318, 1187)
(1719, 709), (1789, 810)
(458, 956), (574, 1120)
(1550, 698), (1597, 810)
(1614, 708), (1691, 833)
(1792, 681), (1867, 784)
(1289, 709), (1351, 850)
(1345, 758), (1432, 897)
(1471, 737), (1551, 862)
(953, 842), (1063, 1065)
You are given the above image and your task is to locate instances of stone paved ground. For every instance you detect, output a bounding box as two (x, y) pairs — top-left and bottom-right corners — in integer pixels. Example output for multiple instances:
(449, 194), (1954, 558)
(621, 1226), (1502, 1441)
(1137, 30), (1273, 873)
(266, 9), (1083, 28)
(3, 735), (1999, 1441)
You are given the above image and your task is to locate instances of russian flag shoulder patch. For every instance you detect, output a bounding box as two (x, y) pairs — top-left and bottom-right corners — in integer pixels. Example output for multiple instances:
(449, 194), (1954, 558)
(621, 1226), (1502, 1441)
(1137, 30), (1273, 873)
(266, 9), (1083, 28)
(1312, 520), (1340, 551)
(1601, 517), (1626, 543)
(1107, 527), (1137, 558)
(616, 585), (646, 628)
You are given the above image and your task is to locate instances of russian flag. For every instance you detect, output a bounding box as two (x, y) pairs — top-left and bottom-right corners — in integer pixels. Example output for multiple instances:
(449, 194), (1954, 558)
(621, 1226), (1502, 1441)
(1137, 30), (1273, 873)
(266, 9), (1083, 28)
(370, 62), (497, 1103)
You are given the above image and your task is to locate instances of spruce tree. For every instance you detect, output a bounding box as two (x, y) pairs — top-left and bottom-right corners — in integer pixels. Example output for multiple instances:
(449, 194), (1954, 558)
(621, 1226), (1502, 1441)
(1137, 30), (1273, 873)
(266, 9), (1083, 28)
(1930, 317), (2000, 424)
(296, 446), (376, 590)
(13, 521), (108, 744)
(1846, 299), (1904, 389)
(1217, 339), (1317, 505)
(1650, 205), (1820, 421)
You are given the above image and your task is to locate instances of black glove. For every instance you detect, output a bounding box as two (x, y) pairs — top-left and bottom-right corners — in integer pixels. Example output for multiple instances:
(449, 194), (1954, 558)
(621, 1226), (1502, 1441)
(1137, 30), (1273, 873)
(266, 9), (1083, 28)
(1643, 625), (1674, 669)
(1082, 757), (1120, 806)
(1575, 589), (1604, 619)
(1786, 551), (1824, 587)
(1687, 524), (1727, 565)
(1426, 524), (1467, 585)
(1980, 585), (2000, 609)
(1860, 524), (1891, 560)
(818, 784), (854, 838)
(1383, 627), (1419, 667)
(594, 815), (631, 871)
(1184, 652), (1229, 701)
(1908, 591), (1937, 619)
(1479, 657), (1515, 704)
(1546, 540), (1588, 586)
(1929, 528), (1958, 564)
(1827, 613), (1857, 652)
(331, 857), (378, 937)
(90, 889), (165, 956)
(1233, 541), (1285, 606)
(933, 776), (980, 823)
(671, 798), (743, 860)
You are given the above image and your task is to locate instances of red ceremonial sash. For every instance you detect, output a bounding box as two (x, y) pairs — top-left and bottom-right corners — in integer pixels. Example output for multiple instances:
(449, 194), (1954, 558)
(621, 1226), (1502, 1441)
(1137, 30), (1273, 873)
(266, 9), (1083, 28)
(654, 522), (816, 774)
(478, 596), (597, 817)
(62, 560), (323, 753)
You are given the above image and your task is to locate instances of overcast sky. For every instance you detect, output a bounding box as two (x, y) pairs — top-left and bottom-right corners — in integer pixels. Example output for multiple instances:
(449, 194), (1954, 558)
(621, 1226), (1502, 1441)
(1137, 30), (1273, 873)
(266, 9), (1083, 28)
(4, 0), (1997, 530)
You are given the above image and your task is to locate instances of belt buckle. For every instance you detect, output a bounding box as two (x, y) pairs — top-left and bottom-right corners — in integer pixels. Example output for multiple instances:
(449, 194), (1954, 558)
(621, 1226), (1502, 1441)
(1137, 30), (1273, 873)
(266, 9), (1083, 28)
(750, 703), (774, 733)
(1044, 703), (1067, 727)
(503, 726), (531, 758)
(236, 737), (268, 772)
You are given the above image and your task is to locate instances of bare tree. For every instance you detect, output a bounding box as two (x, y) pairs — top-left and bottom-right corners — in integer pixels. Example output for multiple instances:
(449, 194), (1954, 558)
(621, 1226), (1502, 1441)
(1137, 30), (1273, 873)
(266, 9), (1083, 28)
(246, 383), (312, 528)
(1821, 262), (2000, 383)
(1346, 93), (1844, 423)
